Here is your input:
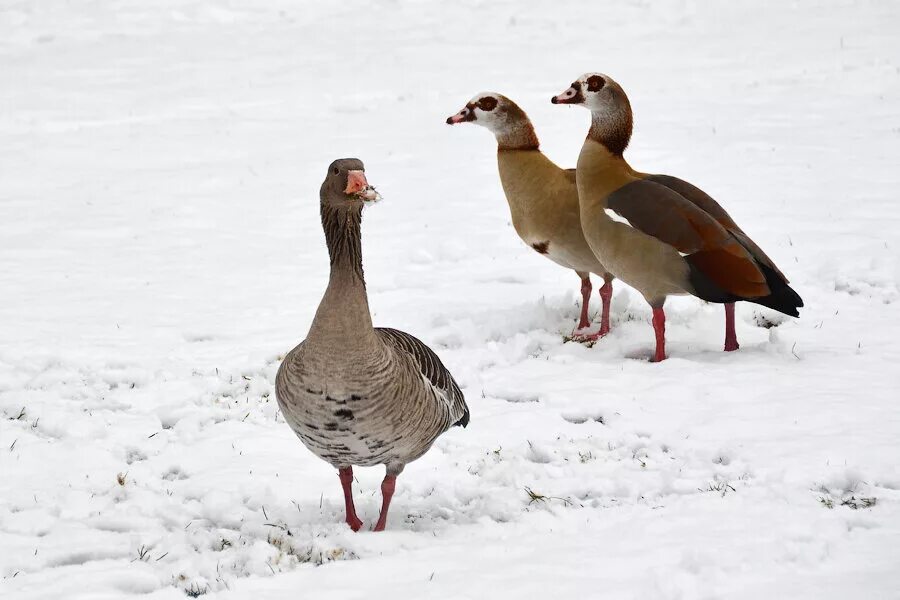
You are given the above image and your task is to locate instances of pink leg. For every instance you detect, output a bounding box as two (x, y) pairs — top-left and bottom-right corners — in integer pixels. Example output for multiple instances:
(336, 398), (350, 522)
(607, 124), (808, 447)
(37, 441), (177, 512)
(724, 303), (739, 352)
(576, 276), (592, 331)
(651, 307), (666, 362)
(338, 467), (364, 532)
(372, 474), (397, 532)
(598, 280), (613, 336)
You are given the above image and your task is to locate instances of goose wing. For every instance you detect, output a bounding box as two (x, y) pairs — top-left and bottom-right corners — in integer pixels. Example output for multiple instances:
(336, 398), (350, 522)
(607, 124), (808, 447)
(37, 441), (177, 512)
(646, 174), (789, 281)
(375, 328), (469, 427)
(607, 179), (769, 298)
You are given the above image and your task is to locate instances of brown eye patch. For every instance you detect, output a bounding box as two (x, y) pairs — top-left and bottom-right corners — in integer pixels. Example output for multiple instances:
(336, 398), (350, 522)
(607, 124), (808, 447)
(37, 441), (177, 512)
(586, 75), (605, 92)
(477, 96), (498, 111)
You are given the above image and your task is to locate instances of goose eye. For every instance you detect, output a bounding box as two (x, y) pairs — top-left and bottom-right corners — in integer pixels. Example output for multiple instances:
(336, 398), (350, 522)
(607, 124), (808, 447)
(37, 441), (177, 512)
(478, 97), (498, 111)
(333, 167), (339, 175)
(586, 75), (605, 92)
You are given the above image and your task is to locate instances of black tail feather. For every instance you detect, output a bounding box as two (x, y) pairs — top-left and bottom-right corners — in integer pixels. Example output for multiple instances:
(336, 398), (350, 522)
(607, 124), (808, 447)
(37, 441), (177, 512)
(687, 258), (803, 317)
(743, 262), (803, 317)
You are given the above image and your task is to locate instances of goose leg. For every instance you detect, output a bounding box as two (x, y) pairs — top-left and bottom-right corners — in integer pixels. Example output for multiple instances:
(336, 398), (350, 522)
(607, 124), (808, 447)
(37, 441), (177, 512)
(338, 467), (363, 532)
(598, 278), (613, 336)
(651, 307), (667, 362)
(372, 474), (398, 532)
(572, 275), (603, 342)
(724, 303), (740, 352)
(575, 274), (593, 331)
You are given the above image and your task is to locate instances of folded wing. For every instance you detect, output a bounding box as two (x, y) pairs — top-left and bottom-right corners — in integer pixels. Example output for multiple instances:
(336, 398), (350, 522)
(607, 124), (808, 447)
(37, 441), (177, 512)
(375, 328), (470, 428)
(607, 180), (770, 299)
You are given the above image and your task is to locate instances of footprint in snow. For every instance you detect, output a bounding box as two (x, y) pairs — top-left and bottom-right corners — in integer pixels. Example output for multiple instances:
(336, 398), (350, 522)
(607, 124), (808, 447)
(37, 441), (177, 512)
(561, 412), (605, 425)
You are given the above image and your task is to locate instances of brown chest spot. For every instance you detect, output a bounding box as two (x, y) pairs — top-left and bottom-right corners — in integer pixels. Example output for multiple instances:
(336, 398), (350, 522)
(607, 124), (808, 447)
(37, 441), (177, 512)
(531, 241), (550, 254)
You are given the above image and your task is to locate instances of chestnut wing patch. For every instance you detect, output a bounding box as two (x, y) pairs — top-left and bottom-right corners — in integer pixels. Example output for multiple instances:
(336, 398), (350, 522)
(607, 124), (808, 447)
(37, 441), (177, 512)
(607, 180), (769, 298)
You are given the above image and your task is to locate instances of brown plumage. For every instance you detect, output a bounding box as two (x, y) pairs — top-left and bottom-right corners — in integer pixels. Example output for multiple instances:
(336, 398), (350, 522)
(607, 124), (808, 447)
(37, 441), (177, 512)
(447, 93), (615, 338)
(275, 159), (468, 531)
(552, 73), (803, 360)
(604, 179), (770, 298)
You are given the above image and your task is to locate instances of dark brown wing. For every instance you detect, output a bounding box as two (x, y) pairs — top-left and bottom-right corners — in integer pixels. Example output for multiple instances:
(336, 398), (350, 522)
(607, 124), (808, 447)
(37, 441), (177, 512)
(647, 174), (788, 281)
(645, 175), (739, 230)
(607, 180), (769, 298)
(375, 328), (469, 427)
(608, 180), (732, 253)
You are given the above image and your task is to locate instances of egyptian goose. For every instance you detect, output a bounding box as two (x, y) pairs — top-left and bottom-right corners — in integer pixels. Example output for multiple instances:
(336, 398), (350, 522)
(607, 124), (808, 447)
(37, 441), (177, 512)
(275, 159), (470, 531)
(552, 74), (803, 361)
(446, 93), (615, 339)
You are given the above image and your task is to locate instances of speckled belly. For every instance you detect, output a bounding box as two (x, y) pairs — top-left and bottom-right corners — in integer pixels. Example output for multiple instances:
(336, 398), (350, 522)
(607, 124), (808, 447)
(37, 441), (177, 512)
(278, 387), (399, 467)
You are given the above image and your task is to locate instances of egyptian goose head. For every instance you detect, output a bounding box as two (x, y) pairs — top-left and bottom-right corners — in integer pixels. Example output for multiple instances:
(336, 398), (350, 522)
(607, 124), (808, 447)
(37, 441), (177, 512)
(552, 73), (633, 156)
(446, 93), (539, 150)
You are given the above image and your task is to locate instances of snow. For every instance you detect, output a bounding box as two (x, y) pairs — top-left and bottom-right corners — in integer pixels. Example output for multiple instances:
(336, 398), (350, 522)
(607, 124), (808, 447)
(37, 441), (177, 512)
(1, 0), (899, 598)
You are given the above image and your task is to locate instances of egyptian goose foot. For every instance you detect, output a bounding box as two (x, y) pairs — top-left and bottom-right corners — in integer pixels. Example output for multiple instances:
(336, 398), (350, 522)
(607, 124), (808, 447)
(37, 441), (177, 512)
(572, 330), (604, 343)
(338, 467), (364, 532)
(572, 276), (605, 342)
(372, 474), (397, 532)
(723, 303), (740, 352)
(598, 280), (613, 335)
(650, 307), (667, 362)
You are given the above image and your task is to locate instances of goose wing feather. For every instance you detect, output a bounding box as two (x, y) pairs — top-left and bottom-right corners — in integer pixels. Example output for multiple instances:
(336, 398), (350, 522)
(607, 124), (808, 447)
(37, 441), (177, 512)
(375, 328), (470, 427)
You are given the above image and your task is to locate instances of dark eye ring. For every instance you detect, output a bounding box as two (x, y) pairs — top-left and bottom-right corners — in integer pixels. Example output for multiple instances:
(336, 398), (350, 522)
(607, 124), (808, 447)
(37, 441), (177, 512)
(478, 97), (498, 111)
(586, 75), (605, 92)
(333, 167), (339, 175)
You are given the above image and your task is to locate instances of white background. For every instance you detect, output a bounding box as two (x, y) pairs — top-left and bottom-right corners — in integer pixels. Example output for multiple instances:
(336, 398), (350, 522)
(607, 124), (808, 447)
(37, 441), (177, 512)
(1, 1), (898, 598)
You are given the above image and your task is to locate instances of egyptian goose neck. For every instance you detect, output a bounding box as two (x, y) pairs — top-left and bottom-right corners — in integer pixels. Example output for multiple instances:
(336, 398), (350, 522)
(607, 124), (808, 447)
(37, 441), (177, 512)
(576, 139), (637, 211)
(587, 101), (632, 158)
(496, 117), (540, 152)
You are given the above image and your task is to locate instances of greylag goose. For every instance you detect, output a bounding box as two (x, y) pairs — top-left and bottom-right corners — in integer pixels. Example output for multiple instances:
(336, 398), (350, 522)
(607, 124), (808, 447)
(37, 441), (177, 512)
(447, 93), (615, 340)
(275, 159), (470, 531)
(551, 74), (803, 361)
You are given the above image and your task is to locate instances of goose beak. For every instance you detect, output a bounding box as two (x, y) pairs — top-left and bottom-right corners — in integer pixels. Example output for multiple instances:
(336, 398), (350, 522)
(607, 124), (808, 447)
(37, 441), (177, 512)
(551, 86), (580, 105)
(446, 107), (474, 125)
(345, 170), (368, 194)
(345, 170), (381, 203)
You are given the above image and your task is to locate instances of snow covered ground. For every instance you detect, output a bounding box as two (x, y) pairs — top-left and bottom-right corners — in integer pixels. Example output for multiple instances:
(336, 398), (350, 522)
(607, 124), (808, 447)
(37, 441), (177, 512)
(2, 0), (899, 598)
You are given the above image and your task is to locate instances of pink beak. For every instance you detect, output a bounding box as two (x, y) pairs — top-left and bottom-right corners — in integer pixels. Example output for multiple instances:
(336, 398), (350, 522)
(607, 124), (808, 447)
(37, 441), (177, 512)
(345, 170), (369, 195)
(551, 87), (578, 104)
(446, 106), (474, 125)
(344, 170), (381, 202)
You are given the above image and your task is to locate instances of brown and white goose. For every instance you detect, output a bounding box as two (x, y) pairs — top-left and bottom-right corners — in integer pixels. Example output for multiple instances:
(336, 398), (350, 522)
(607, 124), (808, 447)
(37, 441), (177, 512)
(446, 93), (615, 339)
(552, 74), (803, 361)
(275, 159), (469, 531)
